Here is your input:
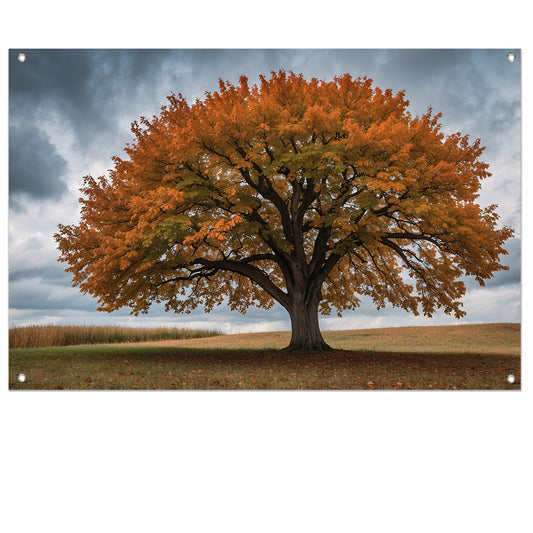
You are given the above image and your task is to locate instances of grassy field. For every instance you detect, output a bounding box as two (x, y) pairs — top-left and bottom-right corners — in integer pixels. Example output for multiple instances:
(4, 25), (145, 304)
(9, 323), (520, 390)
(138, 323), (520, 354)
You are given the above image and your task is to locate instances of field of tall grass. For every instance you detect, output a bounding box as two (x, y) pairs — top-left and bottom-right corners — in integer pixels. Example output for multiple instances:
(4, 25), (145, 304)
(9, 324), (221, 349)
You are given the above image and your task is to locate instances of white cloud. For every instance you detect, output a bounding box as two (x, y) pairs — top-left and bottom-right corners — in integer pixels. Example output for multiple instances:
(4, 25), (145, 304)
(461, 283), (521, 323)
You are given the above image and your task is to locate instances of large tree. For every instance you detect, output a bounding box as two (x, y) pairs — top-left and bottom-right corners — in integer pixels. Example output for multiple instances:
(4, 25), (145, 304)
(55, 71), (513, 350)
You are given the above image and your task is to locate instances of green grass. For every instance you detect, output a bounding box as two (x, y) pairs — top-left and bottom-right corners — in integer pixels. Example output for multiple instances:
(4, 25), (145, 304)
(9, 323), (520, 390)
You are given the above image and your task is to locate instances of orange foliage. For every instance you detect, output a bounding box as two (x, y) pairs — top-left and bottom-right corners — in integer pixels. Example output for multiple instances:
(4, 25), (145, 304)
(55, 71), (513, 348)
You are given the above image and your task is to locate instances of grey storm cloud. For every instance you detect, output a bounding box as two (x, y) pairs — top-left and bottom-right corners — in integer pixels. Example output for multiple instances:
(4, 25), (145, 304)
(373, 50), (521, 138)
(9, 49), (178, 152)
(377, 49), (470, 92)
(8, 278), (99, 311)
(9, 124), (68, 202)
(9, 263), (70, 285)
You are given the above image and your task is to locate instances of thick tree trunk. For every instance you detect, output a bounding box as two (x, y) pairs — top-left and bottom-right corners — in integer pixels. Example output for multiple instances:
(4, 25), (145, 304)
(286, 295), (331, 351)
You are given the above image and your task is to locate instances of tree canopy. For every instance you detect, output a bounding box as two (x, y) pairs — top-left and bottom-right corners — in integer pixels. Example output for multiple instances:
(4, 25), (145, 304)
(55, 71), (513, 350)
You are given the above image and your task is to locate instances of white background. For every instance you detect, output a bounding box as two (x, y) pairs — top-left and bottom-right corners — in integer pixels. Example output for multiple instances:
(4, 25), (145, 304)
(1, 1), (531, 532)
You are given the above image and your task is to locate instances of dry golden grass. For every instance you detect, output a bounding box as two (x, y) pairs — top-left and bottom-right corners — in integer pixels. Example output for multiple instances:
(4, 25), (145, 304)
(9, 324), (220, 349)
(134, 323), (520, 355)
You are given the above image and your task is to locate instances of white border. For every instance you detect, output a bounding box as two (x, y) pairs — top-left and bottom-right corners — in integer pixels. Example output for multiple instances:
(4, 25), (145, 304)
(2, 2), (531, 532)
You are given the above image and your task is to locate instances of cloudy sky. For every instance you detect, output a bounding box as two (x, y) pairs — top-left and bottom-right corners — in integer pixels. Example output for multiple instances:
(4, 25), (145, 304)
(8, 49), (521, 333)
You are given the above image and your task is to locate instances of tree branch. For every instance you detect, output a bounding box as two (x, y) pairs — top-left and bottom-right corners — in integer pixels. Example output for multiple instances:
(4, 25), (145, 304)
(193, 258), (291, 309)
